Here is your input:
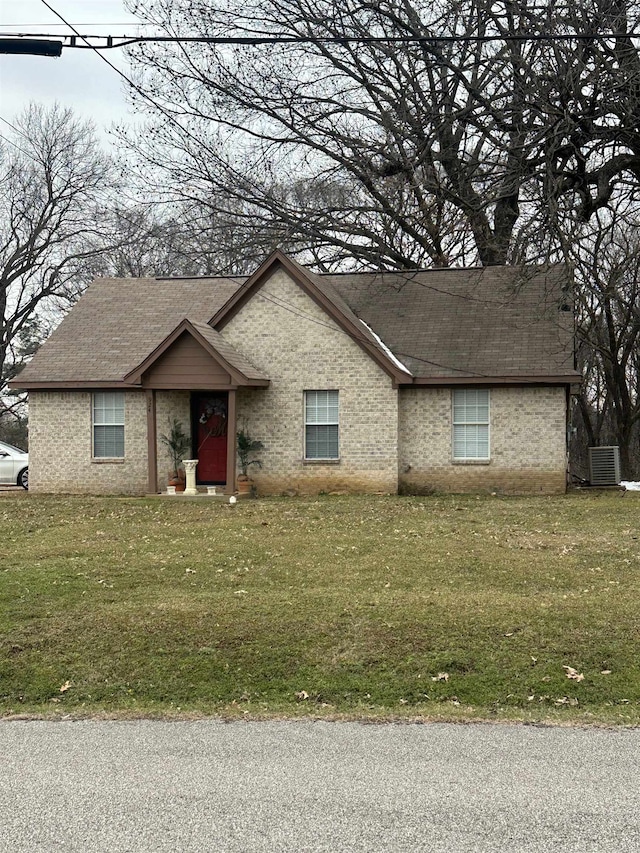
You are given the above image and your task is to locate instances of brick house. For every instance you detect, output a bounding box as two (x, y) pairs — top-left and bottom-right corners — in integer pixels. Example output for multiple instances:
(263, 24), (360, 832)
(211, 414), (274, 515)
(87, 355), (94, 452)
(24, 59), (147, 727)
(12, 251), (581, 495)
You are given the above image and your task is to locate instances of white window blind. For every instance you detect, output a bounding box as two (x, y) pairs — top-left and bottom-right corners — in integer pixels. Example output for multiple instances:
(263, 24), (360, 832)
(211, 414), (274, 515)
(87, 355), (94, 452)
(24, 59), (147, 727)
(93, 392), (125, 458)
(453, 389), (489, 460)
(305, 390), (339, 459)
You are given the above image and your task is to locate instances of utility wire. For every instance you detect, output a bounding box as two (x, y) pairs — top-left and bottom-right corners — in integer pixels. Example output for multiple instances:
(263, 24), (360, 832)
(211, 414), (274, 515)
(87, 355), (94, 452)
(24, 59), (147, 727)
(253, 288), (493, 377)
(1, 22), (148, 27)
(5, 29), (640, 48)
(0, 131), (33, 158)
(256, 285), (565, 376)
(0, 114), (22, 135)
(0, 115), (39, 159)
(37, 1), (225, 164)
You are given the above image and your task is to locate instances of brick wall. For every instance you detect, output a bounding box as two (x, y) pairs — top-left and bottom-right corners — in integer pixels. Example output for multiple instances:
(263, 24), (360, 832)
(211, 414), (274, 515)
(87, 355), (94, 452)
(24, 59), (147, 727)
(28, 389), (193, 494)
(224, 269), (399, 494)
(28, 390), (148, 494)
(398, 386), (567, 495)
(155, 390), (191, 490)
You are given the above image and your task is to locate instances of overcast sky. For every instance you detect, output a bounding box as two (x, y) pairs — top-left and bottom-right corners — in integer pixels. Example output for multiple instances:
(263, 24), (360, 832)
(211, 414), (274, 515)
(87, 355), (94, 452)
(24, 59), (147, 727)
(0, 1), (143, 143)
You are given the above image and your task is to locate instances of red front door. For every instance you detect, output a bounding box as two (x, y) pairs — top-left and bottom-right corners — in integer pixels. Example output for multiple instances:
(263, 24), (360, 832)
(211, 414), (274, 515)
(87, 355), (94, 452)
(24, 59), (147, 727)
(193, 393), (228, 483)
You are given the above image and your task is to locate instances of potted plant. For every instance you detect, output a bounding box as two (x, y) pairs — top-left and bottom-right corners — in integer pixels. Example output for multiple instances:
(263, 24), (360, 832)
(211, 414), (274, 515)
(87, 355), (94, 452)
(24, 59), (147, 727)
(159, 417), (191, 492)
(236, 420), (263, 494)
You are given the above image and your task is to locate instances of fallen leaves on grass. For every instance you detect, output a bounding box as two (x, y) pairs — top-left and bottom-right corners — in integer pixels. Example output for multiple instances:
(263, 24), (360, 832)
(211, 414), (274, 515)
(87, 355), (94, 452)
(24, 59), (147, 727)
(431, 672), (449, 682)
(563, 666), (584, 682)
(555, 696), (579, 706)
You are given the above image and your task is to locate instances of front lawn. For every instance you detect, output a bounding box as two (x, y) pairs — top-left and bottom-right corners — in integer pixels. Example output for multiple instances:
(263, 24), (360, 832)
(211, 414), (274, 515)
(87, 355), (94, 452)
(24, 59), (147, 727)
(1, 492), (639, 724)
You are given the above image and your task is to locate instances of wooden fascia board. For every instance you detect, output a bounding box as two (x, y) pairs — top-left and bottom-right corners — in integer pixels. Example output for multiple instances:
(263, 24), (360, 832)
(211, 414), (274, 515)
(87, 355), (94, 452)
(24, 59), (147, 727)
(211, 251), (409, 384)
(14, 377), (268, 391)
(322, 311), (410, 384)
(405, 374), (582, 387)
(123, 318), (262, 387)
(10, 380), (141, 390)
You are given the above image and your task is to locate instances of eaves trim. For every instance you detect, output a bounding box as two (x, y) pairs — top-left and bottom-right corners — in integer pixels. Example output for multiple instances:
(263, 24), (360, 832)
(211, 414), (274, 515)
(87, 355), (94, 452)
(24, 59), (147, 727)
(404, 373), (582, 387)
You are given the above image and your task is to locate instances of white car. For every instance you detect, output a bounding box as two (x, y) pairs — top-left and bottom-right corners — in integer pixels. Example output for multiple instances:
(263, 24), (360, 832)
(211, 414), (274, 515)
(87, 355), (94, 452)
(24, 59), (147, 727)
(0, 440), (28, 489)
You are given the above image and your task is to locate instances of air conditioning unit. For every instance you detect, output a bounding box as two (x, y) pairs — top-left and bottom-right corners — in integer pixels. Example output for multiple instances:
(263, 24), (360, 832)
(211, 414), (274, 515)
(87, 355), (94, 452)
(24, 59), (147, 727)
(588, 446), (621, 486)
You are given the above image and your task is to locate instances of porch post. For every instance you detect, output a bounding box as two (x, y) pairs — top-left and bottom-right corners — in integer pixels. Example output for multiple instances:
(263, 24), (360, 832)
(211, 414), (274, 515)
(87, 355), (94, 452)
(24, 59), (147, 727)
(146, 389), (158, 494)
(225, 389), (237, 495)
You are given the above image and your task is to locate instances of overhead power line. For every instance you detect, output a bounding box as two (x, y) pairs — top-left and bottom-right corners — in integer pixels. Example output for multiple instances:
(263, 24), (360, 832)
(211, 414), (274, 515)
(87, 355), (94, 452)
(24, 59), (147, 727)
(1, 29), (639, 50)
(36, 0), (226, 158)
(0, 22), (146, 27)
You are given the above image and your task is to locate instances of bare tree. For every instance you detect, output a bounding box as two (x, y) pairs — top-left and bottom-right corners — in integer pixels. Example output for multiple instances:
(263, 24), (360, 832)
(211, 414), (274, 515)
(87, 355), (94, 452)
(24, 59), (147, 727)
(570, 215), (640, 478)
(123, 0), (554, 268)
(0, 104), (120, 417)
(122, 0), (640, 270)
(99, 202), (286, 278)
(98, 2), (640, 475)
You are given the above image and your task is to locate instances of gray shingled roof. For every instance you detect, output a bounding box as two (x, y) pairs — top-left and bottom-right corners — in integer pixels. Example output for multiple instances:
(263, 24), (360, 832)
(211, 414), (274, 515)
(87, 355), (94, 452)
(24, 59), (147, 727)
(15, 261), (578, 386)
(325, 265), (576, 378)
(17, 276), (242, 384)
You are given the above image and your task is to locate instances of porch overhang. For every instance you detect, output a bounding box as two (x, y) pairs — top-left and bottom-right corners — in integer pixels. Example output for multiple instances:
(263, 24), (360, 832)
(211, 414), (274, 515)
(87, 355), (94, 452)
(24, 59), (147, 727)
(123, 318), (270, 389)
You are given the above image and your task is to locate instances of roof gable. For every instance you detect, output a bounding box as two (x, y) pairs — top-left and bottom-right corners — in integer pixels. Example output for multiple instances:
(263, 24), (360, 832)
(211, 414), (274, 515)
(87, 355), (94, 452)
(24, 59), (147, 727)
(13, 275), (244, 388)
(211, 250), (413, 383)
(124, 319), (269, 388)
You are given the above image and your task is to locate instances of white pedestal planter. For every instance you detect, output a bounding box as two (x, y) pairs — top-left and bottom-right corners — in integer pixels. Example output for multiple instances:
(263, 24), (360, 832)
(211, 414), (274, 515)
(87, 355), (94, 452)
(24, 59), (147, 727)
(182, 459), (199, 495)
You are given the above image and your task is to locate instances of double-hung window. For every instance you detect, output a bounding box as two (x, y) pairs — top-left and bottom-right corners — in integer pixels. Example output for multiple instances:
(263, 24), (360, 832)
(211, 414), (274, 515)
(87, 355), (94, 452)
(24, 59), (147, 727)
(93, 392), (125, 458)
(452, 389), (489, 461)
(305, 390), (339, 460)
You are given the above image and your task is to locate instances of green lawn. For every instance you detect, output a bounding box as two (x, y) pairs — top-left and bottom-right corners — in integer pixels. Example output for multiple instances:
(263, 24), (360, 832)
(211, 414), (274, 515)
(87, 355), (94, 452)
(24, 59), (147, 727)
(1, 491), (639, 724)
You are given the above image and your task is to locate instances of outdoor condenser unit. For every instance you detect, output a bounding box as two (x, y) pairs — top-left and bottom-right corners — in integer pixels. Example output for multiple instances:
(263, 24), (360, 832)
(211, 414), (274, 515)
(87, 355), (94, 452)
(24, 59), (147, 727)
(588, 446), (621, 486)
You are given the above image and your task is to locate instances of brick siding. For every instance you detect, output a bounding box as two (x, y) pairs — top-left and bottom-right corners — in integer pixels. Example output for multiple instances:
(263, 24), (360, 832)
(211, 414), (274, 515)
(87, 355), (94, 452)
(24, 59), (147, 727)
(28, 389), (196, 494)
(28, 390), (148, 494)
(398, 386), (567, 495)
(225, 269), (399, 494)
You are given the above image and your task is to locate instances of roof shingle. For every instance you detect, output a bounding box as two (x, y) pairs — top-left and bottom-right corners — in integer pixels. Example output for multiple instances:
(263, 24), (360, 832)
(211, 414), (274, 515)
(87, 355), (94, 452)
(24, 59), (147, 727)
(14, 259), (578, 386)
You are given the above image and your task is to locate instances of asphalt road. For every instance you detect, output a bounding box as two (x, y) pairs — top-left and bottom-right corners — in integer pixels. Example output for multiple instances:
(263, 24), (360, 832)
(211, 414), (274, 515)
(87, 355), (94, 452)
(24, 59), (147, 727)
(1, 720), (639, 852)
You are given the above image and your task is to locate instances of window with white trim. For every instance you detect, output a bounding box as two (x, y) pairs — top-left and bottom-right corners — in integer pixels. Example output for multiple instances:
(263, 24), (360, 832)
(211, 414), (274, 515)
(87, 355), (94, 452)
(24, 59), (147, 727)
(93, 392), (125, 458)
(305, 390), (339, 460)
(452, 389), (490, 460)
